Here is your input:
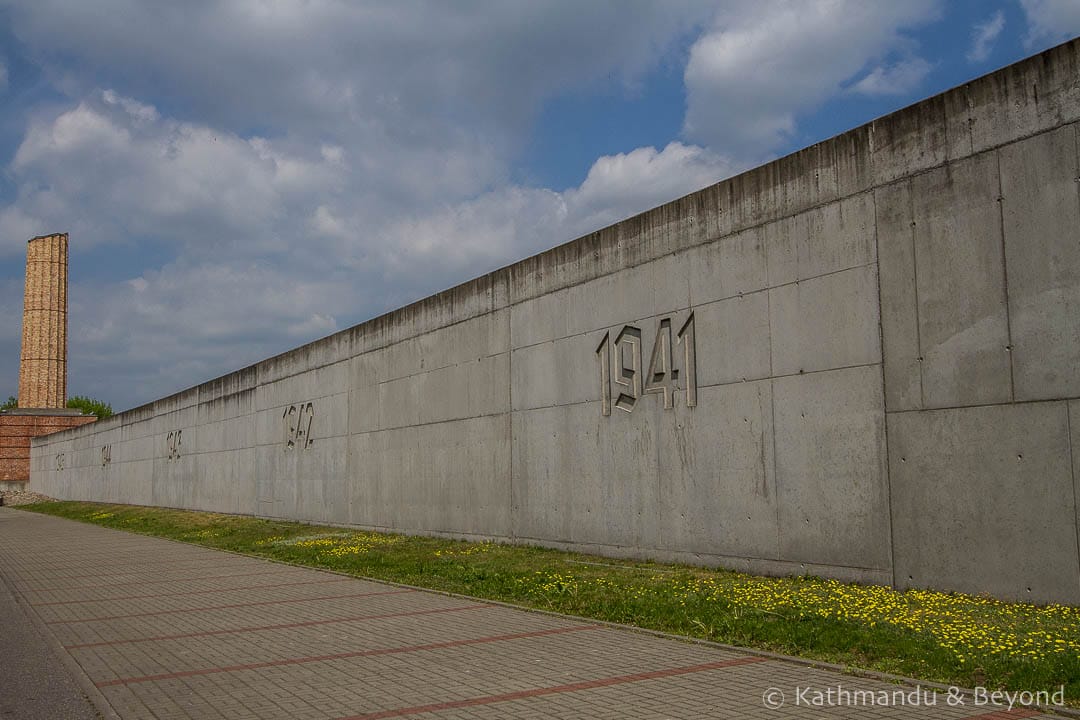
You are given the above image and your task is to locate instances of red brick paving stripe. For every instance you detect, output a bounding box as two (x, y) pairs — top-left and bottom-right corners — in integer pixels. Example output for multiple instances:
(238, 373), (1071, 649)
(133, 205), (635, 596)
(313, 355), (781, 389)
(33, 576), (353, 607)
(336, 656), (769, 720)
(47, 588), (415, 625)
(969, 710), (1042, 719)
(66, 603), (491, 649)
(18, 561), (252, 580)
(24, 568), (304, 593)
(14, 558), (236, 575)
(95, 624), (600, 687)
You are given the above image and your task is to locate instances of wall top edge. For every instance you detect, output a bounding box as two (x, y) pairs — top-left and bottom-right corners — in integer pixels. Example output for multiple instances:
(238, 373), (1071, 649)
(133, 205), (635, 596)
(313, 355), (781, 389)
(45, 37), (1080, 439)
(1, 409), (89, 417)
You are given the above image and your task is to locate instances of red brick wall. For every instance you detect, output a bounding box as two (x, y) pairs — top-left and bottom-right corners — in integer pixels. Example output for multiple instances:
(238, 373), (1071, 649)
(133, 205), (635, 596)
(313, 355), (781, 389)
(0, 414), (96, 482)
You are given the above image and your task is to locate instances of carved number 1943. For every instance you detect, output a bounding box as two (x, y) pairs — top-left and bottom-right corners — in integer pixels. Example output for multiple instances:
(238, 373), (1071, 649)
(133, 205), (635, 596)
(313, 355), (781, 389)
(596, 312), (697, 416)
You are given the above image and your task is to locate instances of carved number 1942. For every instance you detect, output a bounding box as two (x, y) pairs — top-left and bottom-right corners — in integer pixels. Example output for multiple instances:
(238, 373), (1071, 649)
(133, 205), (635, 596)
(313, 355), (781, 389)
(596, 313), (697, 416)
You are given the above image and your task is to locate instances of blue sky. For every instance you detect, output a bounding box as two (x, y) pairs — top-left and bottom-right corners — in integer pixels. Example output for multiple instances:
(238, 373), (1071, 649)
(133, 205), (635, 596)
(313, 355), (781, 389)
(1, 0), (1078, 411)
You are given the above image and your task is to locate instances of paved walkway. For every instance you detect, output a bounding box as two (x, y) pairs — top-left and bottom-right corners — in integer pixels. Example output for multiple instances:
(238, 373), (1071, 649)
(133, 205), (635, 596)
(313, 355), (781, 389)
(0, 508), (1051, 720)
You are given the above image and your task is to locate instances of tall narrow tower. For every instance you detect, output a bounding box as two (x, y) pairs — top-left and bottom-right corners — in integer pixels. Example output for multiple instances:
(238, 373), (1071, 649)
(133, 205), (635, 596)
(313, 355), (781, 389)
(18, 233), (68, 409)
(1, 232), (94, 489)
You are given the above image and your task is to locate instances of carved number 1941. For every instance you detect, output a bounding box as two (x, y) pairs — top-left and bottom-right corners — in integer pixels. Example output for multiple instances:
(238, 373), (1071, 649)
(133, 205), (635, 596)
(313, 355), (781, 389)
(596, 313), (697, 416)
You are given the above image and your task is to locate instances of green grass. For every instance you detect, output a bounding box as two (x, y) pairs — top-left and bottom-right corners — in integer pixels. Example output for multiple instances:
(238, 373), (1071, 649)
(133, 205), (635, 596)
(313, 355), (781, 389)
(21, 501), (1080, 707)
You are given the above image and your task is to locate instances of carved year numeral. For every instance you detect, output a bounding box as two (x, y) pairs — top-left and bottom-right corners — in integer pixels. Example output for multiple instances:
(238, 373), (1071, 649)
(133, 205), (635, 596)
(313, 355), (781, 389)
(677, 313), (697, 408)
(101, 444), (112, 467)
(283, 403), (314, 450)
(613, 326), (642, 413)
(644, 318), (676, 409)
(167, 430), (182, 461)
(596, 312), (697, 416)
(55, 453), (65, 471)
(596, 332), (612, 416)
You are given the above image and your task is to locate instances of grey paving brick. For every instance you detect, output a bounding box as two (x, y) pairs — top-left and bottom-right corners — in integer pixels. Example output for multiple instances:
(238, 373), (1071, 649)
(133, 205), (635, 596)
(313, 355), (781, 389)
(0, 508), (1054, 719)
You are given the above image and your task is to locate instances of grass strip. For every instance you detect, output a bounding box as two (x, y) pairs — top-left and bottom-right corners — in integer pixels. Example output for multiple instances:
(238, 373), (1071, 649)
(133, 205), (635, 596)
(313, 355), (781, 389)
(20, 501), (1080, 706)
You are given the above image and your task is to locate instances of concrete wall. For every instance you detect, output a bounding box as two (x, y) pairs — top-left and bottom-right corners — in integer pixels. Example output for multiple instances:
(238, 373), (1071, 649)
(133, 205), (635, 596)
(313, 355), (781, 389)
(31, 40), (1080, 605)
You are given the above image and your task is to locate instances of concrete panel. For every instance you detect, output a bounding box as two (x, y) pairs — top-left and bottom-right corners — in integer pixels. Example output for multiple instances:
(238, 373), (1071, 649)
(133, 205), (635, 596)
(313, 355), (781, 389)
(113, 459), (154, 506)
(766, 195), (875, 287)
(835, 126), (873, 199)
(186, 450), (243, 515)
(565, 255), (690, 337)
(119, 434), (156, 463)
(773, 140), (841, 220)
(255, 361), (348, 412)
(511, 401), (660, 549)
(412, 415), (512, 536)
(913, 153), (1012, 408)
(694, 293), (771, 387)
(417, 310), (509, 371)
(255, 392), (347, 448)
(467, 353), (510, 417)
(657, 380), (778, 558)
(773, 366), (890, 570)
(511, 332), (606, 411)
(685, 227), (768, 307)
(871, 95), (948, 186)
(876, 180), (923, 411)
(256, 433), (349, 523)
(417, 364), (470, 424)
(380, 337), (423, 382)
(763, 214), (803, 288)
(193, 416), (255, 455)
(510, 405), (597, 544)
(967, 43), (1080, 154)
(347, 353), (382, 434)
(196, 389), (254, 424)
(378, 376), (421, 430)
(370, 426), (420, 529)
(1072, 401), (1080, 576)
(803, 193), (876, 279)
(415, 353), (509, 424)
(1000, 125), (1080, 401)
(510, 288), (569, 349)
(769, 265), (881, 376)
(889, 402), (1080, 604)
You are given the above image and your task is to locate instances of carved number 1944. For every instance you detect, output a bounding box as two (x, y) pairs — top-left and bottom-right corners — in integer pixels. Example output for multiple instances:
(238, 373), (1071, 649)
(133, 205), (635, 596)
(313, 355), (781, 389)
(596, 313), (697, 416)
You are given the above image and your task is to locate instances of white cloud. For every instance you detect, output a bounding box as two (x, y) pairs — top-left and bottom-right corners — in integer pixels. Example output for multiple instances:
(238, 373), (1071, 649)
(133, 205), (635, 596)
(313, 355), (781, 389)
(67, 259), (355, 406)
(683, 0), (940, 158)
(102, 89), (158, 124)
(0, 206), (43, 255)
(6, 92), (345, 257)
(1, 84), (737, 410)
(0, 1), (714, 204)
(343, 142), (736, 300)
(968, 11), (1006, 63)
(565, 142), (737, 234)
(848, 58), (932, 97)
(0, 2), (960, 410)
(1021, 0), (1080, 48)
